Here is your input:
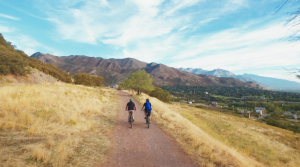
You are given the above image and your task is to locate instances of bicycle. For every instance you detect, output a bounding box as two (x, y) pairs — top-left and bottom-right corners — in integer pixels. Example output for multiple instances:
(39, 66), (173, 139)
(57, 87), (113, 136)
(145, 111), (150, 128)
(129, 111), (133, 128)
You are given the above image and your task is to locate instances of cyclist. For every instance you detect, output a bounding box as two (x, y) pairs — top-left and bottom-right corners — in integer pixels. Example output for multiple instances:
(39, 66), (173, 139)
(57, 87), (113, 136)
(126, 98), (136, 122)
(141, 98), (152, 123)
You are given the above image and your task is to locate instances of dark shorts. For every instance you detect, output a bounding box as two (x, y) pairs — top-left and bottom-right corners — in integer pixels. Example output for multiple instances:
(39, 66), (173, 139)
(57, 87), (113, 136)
(145, 109), (151, 116)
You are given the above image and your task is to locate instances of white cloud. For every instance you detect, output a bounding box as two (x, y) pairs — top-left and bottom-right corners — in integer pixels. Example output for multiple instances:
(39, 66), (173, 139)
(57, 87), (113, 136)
(41, 0), (191, 46)
(102, 15), (177, 46)
(173, 23), (291, 60)
(0, 25), (14, 32)
(119, 36), (177, 63)
(0, 13), (20, 20)
(130, 0), (163, 17)
(222, 0), (248, 12)
(169, 41), (300, 71)
(36, 0), (251, 48)
(6, 35), (60, 56)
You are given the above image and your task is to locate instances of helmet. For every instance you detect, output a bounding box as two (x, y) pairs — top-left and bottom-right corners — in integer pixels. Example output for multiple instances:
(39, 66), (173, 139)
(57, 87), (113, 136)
(130, 98), (133, 101)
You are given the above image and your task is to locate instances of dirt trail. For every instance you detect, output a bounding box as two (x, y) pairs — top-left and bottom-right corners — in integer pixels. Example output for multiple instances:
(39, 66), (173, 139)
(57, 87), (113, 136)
(102, 91), (198, 167)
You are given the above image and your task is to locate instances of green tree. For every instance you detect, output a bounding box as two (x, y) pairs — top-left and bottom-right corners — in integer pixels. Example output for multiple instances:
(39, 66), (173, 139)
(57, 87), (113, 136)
(272, 106), (283, 117)
(150, 87), (172, 103)
(124, 70), (154, 94)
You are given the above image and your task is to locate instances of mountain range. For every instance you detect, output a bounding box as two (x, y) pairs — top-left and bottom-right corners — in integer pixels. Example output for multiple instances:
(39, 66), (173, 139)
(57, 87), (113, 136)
(31, 52), (258, 88)
(179, 68), (300, 91)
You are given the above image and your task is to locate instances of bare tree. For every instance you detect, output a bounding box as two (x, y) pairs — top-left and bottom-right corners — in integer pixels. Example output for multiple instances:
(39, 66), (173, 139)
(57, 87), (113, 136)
(276, 1), (300, 78)
(286, 7), (300, 42)
(274, 0), (300, 41)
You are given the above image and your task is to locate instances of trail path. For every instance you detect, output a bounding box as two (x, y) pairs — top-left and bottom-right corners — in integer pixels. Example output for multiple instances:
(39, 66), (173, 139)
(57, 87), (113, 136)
(102, 91), (198, 167)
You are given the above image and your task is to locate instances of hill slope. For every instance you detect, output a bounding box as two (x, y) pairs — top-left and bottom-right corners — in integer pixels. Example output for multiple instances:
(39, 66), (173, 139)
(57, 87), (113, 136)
(0, 34), (72, 83)
(133, 92), (300, 166)
(0, 68), (57, 86)
(31, 52), (257, 87)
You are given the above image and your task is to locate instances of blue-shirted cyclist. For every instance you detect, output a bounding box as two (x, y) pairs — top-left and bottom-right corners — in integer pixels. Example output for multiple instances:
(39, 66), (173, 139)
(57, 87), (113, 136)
(141, 98), (152, 123)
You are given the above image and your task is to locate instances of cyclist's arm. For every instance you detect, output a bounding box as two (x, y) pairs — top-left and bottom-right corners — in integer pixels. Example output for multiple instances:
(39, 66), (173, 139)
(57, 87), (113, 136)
(141, 104), (145, 111)
(134, 106), (137, 110)
(125, 105), (128, 111)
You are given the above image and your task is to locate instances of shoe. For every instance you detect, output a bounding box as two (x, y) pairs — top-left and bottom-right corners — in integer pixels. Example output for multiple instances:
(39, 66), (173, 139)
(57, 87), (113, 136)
(144, 117), (146, 119)
(133, 119), (134, 122)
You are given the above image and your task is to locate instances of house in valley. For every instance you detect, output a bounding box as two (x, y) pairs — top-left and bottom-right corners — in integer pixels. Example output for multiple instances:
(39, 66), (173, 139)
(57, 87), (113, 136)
(255, 107), (265, 115)
(212, 101), (218, 107)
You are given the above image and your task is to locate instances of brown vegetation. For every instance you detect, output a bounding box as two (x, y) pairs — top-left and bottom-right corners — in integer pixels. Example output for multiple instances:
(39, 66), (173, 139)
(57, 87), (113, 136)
(73, 73), (104, 86)
(0, 84), (117, 167)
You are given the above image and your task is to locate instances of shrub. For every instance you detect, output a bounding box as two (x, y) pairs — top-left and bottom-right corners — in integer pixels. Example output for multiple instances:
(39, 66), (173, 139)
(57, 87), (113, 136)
(149, 87), (172, 103)
(73, 73), (104, 86)
(0, 45), (29, 76)
(266, 118), (300, 133)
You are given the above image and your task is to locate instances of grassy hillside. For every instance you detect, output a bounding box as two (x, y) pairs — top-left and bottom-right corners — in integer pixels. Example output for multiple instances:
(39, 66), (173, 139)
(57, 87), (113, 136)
(0, 34), (72, 83)
(133, 92), (300, 167)
(0, 68), (58, 86)
(0, 84), (117, 167)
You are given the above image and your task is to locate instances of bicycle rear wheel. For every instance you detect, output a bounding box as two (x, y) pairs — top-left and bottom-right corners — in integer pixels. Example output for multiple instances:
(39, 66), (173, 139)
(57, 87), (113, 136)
(130, 113), (133, 128)
(146, 116), (150, 128)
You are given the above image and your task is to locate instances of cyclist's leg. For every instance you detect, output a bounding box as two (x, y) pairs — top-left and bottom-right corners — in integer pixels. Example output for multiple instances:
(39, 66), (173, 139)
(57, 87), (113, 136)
(131, 110), (134, 121)
(148, 110), (152, 122)
(128, 111), (131, 122)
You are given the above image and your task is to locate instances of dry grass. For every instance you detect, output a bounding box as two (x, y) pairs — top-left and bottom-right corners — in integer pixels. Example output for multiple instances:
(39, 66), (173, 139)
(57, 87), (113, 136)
(176, 105), (300, 167)
(0, 83), (117, 167)
(132, 92), (300, 167)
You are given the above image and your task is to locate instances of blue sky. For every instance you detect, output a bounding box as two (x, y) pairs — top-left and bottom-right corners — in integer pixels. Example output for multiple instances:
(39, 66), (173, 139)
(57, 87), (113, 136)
(0, 0), (300, 82)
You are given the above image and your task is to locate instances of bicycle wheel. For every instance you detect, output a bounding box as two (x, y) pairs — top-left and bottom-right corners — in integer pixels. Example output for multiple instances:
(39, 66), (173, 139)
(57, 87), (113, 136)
(130, 113), (133, 128)
(146, 116), (150, 128)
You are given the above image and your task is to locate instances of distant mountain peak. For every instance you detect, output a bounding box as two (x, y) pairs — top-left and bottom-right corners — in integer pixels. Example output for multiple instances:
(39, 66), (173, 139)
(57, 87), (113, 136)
(180, 68), (300, 92)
